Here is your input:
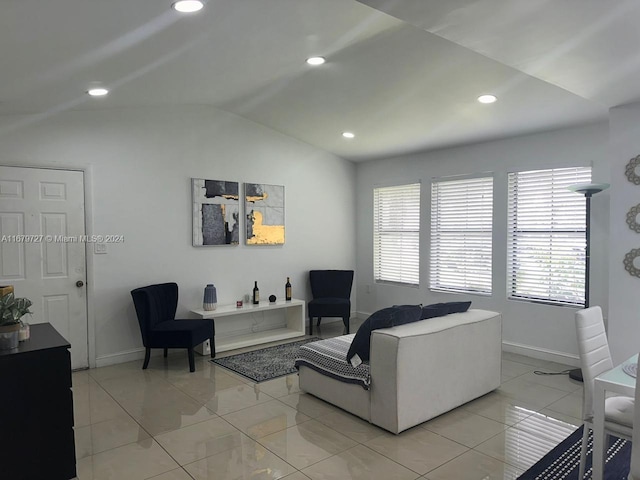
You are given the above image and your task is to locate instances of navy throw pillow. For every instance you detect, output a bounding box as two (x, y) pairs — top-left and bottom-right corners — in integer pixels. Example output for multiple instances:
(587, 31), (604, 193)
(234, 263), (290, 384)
(424, 301), (472, 315)
(391, 305), (423, 326)
(346, 307), (395, 365)
(346, 306), (422, 364)
(420, 305), (448, 319)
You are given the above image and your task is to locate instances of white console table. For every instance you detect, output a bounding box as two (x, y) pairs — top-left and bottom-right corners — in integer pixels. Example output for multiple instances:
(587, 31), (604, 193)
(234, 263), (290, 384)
(191, 298), (306, 354)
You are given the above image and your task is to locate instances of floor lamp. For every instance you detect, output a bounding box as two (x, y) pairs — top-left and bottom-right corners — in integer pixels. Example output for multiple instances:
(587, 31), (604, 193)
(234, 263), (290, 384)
(567, 182), (609, 382)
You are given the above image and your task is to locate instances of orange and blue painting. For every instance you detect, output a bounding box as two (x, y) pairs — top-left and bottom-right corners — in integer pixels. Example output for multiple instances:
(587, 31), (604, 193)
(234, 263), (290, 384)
(192, 178), (240, 246)
(245, 183), (285, 245)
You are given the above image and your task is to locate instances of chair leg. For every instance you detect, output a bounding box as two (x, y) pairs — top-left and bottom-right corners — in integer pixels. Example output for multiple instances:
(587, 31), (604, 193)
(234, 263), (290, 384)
(343, 316), (350, 334)
(210, 336), (216, 359)
(317, 317), (322, 327)
(163, 348), (168, 358)
(142, 347), (151, 369)
(578, 424), (589, 480)
(188, 347), (195, 372)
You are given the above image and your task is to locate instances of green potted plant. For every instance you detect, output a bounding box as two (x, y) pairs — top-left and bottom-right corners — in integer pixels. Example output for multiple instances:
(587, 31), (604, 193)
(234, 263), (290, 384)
(0, 292), (32, 350)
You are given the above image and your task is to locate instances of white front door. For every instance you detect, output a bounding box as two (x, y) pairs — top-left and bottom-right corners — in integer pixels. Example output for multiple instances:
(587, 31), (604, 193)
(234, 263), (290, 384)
(0, 166), (88, 369)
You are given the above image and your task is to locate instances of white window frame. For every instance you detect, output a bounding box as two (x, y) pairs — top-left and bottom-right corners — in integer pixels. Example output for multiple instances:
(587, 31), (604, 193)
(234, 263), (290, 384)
(507, 166), (591, 306)
(429, 175), (493, 295)
(373, 182), (420, 286)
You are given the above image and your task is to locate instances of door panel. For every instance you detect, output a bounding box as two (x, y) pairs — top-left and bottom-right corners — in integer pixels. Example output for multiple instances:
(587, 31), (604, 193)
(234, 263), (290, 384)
(0, 166), (88, 369)
(42, 213), (68, 276)
(0, 213), (25, 278)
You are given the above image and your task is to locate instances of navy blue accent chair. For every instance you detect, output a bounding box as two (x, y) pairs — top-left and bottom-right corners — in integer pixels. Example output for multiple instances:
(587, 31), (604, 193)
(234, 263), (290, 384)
(131, 282), (215, 372)
(308, 270), (354, 335)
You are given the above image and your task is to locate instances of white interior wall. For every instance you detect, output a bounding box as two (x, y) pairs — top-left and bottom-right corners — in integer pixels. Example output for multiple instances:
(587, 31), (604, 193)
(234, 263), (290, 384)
(356, 122), (610, 363)
(0, 106), (356, 366)
(0, 105), (619, 366)
(608, 101), (640, 364)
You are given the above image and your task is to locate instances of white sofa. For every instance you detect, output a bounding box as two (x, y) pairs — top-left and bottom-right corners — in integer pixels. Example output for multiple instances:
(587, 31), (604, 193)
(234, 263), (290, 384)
(298, 309), (502, 433)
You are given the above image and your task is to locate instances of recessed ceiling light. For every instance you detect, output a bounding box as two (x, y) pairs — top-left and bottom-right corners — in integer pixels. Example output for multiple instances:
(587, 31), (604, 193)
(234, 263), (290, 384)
(477, 94), (497, 104)
(171, 0), (204, 13)
(306, 56), (326, 66)
(342, 132), (355, 139)
(87, 88), (109, 97)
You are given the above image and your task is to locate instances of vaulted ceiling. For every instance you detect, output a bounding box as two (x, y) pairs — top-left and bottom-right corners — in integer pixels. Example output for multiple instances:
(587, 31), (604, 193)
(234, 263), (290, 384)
(2, 0), (639, 161)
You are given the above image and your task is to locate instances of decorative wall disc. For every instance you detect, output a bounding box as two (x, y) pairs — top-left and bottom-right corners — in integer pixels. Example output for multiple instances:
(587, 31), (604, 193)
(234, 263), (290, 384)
(626, 204), (640, 233)
(623, 248), (640, 277)
(625, 155), (640, 185)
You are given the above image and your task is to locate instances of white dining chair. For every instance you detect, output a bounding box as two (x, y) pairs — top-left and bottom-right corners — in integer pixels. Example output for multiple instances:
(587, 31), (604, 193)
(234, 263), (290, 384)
(629, 355), (640, 480)
(575, 306), (634, 479)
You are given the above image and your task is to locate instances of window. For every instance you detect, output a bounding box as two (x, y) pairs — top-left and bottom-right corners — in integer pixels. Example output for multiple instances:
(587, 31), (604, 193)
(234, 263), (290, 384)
(507, 166), (591, 306)
(373, 183), (420, 286)
(430, 176), (493, 294)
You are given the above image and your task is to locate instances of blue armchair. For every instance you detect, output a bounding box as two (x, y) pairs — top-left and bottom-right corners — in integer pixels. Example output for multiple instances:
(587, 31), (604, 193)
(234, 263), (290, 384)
(308, 270), (354, 335)
(131, 282), (215, 372)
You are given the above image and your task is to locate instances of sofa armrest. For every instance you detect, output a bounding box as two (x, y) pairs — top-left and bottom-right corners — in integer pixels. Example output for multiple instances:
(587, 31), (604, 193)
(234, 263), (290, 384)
(369, 310), (502, 433)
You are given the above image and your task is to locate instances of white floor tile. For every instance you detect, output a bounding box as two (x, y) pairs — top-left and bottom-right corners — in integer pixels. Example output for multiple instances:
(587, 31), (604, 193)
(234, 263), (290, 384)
(74, 341), (573, 480)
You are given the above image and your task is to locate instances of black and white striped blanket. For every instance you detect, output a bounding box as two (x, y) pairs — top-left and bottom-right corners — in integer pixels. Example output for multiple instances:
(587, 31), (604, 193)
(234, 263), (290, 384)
(294, 334), (371, 390)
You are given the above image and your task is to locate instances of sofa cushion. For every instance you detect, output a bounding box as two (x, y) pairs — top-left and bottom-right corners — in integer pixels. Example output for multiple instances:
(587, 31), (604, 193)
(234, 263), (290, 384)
(425, 301), (472, 315)
(346, 306), (421, 365)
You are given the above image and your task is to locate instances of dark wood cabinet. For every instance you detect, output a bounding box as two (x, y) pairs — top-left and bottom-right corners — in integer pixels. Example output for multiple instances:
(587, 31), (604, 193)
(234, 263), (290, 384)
(0, 323), (76, 480)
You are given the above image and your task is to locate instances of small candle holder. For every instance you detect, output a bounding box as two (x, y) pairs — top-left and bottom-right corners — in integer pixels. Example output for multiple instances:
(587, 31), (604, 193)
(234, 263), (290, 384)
(19, 322), (30, 342)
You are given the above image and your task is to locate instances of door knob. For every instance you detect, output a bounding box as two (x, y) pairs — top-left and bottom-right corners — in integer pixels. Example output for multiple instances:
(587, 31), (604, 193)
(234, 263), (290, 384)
(76, 280), (84, 288)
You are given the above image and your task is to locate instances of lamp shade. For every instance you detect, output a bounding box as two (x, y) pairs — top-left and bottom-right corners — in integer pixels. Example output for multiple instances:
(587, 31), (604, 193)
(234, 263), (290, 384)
(567, 182), (610, 195)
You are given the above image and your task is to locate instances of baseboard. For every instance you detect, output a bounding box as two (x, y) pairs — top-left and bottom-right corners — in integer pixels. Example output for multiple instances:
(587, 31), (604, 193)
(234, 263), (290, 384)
(502, 341), (580, 367)
(95, 320), (579, 369)
(312, 311), (359, 325)
(314, 317), (344, 325)
(95, 347), (147, 368)
(95, 345), (203, 367)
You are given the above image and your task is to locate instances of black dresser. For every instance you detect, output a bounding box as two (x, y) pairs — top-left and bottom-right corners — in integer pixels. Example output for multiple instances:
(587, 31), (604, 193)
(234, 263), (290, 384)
(0, 323), (76, 480)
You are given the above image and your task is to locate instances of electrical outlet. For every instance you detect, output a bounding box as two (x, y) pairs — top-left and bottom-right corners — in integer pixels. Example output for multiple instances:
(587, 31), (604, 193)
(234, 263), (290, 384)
(366, 284), (371, 294)
(94, 243), (108, 254)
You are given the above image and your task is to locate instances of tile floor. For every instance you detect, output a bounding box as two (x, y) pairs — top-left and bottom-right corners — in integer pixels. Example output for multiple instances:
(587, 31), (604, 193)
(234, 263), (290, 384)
(72, 320), (584, 479)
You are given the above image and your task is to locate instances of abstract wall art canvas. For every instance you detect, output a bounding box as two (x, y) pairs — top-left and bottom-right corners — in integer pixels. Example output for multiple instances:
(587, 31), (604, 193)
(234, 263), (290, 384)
(245, 183), (285, 245)
(192, 178), (240, 246)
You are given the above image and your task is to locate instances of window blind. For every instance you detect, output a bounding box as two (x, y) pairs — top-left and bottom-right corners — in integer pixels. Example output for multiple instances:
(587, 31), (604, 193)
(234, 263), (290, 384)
(430, 176), (493, 294)
(373, 183), (420, 286)
(507, 166), (591, 306)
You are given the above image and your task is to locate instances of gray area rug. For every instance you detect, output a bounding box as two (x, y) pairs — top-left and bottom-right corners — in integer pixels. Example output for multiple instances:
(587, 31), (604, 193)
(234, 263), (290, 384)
(211, 337), (321, 382)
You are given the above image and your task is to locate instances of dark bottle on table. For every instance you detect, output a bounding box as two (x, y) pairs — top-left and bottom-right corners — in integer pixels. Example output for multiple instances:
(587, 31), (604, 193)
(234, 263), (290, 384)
(253, 281), (260, 304)
(285, 277), (292, 301)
